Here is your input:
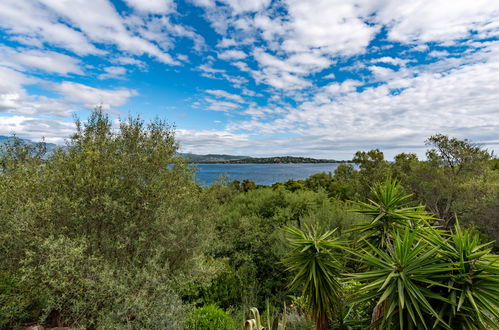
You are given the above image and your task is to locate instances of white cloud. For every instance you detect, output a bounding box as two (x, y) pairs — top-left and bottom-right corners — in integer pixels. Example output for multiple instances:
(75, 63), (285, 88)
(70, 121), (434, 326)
(219, 0), (271, 14)
(205, 89), (244, 103)
(281, 0), (377, 56)
(218, 50), (246, 60)
(124, 0), (174, 14)
(0, 115), (75, 144)
(217, 38), (238, 48)
(371, 0), (499, 43)
(0, 67), (75, 117)
(176, 128), (250, 154)
(98, 66), (127, 80)
(0, 0), (102, 56)
(112, 57), (148, 72)
(52, 82), (138, 111)
(0, 0), (186, 64)
(229, 42), (499, 158)
(371, 57), (409, 67)
(204, 98), (240, 111)
(0, 46), (83, 75)
(39, 0), (178, 64)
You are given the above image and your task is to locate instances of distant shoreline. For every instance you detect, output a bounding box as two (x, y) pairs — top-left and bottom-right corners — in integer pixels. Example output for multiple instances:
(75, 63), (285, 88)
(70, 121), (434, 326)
(190, 157), (353, 164)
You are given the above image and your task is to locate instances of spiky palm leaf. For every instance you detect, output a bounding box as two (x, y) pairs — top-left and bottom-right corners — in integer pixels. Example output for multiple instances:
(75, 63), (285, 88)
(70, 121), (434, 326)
(421, 223), (499, 329)
(350, 178), (432, 250)
(349, 228), (452, 329)
(282, 225), (345, 330)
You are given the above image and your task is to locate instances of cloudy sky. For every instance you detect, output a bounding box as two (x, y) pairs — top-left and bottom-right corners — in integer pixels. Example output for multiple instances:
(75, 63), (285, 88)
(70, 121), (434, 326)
(0, 0), (498, 159)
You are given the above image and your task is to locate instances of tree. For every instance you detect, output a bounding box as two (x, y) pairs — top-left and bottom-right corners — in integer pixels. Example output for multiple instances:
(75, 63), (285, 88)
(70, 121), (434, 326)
(351, 178), (430, 250)
(0, 109), (217, 328)
(416, 134), (492, 228)
(352, 149), (391, 199)
(282, 225), (345, 330)
(349, 178), (499, 329)
(242, 179), (257, 191)
(428, 223), (499, 329)
(425, 134), (491, 176)
(351, 228), (450, 329)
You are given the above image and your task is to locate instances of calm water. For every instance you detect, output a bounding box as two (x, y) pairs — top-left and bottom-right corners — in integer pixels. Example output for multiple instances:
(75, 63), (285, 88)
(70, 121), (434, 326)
(193, 163), (345, 186)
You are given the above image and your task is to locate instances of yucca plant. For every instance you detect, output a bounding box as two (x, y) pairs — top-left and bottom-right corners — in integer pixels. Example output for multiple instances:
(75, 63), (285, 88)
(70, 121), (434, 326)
(282, 225), (345, 330)
(349, 228), (451, 329)
(244, 307), (265, 330)
(243, 304), (287, 330)
(350, 178), (431, 250)
(422, 223), (499, 329)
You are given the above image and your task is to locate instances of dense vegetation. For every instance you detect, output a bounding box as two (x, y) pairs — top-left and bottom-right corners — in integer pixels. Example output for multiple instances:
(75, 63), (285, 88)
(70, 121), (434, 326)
(0, 110), (497, 329)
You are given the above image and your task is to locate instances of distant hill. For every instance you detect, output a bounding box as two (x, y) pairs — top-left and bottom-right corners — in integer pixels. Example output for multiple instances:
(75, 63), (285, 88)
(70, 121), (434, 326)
(0, 136), (58, 154)
(186, 155), (350, 164)
(180, 153), (250, 163)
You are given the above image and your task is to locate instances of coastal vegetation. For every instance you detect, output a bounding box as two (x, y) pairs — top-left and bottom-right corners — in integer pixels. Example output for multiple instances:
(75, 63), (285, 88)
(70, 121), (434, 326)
(0, 110), (497, 329)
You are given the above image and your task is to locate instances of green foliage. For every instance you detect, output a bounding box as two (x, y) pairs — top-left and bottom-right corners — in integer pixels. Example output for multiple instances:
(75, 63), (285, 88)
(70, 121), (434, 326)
(303, 165), (361, 200)
(351, 178), (431, 249)
(350, 228), (450, 329)
(425, 134), (491, 173)
(0, 271), (34, 329)
(285, 309), (314, 330)
(242, 179), (258, 191)
(186, 305), (234, 330)
(353, 149), (391, 197)
(1, 125), (497, 329)
(243, 303), (288, 330)
(0, 135), (47, 172)
(0, 110), (216, 328)
(200, 187), (365, 312)
(282, 225), (345, 330)
(427, 224), (499, 329)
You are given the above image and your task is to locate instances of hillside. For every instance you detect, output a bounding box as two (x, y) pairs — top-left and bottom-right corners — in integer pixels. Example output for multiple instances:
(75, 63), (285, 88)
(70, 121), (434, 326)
(0, 136), (58, 154)
(181, 153), (249, 163)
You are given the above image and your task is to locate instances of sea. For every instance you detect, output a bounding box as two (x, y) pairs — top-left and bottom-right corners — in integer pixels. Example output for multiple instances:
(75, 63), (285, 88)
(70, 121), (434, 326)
(193, 163), (346, 186)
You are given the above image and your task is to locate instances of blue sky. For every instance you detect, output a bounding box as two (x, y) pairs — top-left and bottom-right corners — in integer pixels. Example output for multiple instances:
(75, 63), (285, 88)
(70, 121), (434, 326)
(0, 0), (498, 159)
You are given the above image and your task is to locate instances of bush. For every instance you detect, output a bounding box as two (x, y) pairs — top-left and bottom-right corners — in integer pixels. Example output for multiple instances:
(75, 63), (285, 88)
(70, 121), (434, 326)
(185, 305), (234, 330)
(286, 310), (314, 330)
(0, 111), (216, 328)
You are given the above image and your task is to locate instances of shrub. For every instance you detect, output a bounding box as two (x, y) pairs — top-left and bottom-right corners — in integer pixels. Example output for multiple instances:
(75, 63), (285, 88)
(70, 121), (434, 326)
(185, 305), (234, 330)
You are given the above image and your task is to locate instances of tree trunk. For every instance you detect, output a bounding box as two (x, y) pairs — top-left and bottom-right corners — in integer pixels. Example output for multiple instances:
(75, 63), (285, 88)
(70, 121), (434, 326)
(371, 300), (386, 330)
(315, 313), (329, 330)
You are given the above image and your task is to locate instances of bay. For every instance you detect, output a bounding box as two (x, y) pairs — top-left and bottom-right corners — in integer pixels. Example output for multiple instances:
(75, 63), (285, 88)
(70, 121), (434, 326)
(193, 163), (345, 186)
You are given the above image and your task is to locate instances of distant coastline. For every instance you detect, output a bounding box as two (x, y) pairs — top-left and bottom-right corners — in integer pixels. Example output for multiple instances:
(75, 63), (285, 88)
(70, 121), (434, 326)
(188, 155), (353, 164)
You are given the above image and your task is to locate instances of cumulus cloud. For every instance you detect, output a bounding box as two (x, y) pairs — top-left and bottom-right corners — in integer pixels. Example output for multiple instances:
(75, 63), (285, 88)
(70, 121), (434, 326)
(0, 0), (200, 64)
(0, 115), (75, 143)
(0, 67), (75, 117)
(51, 82), (138, 111)
(0, 46), (83, 75)
(124, 0), (174, 14)
(229, 42), (499, 157)
(205, 89), (244, 103)
(371, 0), (499, 43)
(218, 49), (246, 60)
(98, 66), (127, 80)
(204, 98), (240, 111)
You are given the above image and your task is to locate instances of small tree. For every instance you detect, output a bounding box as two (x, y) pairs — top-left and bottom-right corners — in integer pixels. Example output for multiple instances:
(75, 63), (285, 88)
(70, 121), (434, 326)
(350, 178), (431, 250)
(282, 225), (345, 330)
(423, 134), (492, 228)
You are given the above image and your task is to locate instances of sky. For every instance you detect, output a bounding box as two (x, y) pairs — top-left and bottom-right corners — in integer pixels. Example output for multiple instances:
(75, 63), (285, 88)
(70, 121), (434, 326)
(0, 0), (498, 160)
